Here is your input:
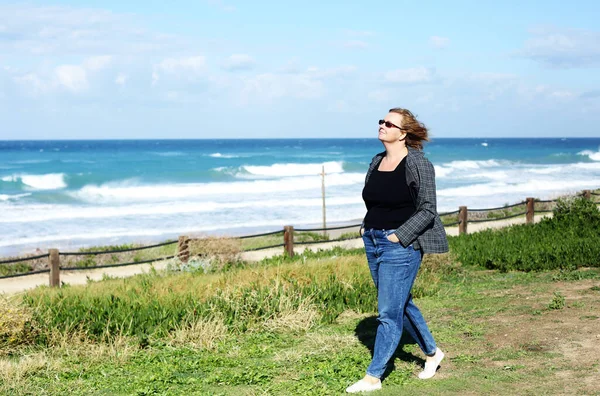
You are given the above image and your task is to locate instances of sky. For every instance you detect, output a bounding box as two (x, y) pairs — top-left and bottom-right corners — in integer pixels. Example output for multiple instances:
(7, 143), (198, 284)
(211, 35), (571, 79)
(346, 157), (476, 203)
(1, 1), (599, 139)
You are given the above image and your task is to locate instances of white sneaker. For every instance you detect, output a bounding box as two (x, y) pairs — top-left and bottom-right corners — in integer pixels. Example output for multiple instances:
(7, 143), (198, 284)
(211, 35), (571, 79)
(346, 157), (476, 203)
(345, 379), (382, 393)
(418, 347), (445, 379)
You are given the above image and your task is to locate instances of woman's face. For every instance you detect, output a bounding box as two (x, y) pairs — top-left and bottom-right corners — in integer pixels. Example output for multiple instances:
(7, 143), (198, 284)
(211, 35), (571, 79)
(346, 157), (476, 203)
(378, 112), (406, 143)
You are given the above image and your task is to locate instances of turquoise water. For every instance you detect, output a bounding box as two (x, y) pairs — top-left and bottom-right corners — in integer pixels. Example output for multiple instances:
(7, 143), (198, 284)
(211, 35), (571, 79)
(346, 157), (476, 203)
(1, 138), (599, 255)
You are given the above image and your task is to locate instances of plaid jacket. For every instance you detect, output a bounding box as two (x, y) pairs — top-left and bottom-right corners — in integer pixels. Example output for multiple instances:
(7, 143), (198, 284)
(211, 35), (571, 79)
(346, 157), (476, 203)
(364, 146), (449, 254)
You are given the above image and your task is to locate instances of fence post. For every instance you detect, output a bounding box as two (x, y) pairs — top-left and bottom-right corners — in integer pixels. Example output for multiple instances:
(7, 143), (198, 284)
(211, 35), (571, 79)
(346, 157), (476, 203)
(526, 197), (535, 224)
(178, 235), (190, 264)
(49, 249), (60, 287)
(583, 190), (591, 200)
(458, 206), (468, 235)
(321, 165), (327, 238)
(284, 226), (294, 257)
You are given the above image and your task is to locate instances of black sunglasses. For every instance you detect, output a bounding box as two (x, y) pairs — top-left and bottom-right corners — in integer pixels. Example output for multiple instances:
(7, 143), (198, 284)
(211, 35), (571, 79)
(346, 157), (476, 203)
(378, 119), (407, 130)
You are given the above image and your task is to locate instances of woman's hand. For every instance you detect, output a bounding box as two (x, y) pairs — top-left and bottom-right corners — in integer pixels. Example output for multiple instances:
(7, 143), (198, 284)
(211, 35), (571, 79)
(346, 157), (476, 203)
(387, 233), (399, 243)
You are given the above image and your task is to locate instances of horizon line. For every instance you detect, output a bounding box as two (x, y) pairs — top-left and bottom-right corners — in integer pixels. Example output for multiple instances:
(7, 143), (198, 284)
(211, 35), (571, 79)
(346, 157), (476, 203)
(1, 136), (598, 142)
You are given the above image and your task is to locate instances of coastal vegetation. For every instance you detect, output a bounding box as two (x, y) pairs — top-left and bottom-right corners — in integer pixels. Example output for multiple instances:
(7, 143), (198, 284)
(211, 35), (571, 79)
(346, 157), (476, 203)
(1, 196), (599, 394)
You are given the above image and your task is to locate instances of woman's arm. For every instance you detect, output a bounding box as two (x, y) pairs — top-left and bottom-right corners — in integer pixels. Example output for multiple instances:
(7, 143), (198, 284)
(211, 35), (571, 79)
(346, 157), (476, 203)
(393, 158), (437, 247)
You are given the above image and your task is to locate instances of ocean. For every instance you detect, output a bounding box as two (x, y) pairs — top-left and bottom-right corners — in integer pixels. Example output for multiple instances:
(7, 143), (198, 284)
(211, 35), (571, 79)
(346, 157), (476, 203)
(1, 138), (599, 256)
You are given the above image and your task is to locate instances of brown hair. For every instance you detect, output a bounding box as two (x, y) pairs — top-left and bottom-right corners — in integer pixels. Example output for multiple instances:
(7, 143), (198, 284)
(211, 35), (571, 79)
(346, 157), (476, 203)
(389, 107), (429, 150)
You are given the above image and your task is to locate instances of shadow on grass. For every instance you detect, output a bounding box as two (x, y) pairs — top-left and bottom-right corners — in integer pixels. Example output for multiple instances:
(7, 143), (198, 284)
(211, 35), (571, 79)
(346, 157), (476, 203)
(354, 316), (425, 381)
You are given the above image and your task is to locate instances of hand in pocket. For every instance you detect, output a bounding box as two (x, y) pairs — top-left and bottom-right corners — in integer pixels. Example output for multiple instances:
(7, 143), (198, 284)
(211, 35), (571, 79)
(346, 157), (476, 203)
(386, 233), (400, 243)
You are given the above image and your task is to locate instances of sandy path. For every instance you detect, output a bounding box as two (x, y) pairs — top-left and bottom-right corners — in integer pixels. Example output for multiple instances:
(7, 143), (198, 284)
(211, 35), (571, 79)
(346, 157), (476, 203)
(0, 214), (551, 295)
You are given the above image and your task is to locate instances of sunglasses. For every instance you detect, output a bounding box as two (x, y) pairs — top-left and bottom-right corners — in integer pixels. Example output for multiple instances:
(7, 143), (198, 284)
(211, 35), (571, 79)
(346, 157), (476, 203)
(378, 119), (407, 130)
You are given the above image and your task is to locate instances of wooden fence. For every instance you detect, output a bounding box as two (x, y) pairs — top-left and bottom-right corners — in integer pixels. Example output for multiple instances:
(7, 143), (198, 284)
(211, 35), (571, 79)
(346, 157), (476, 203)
(1, 190), (598, 288)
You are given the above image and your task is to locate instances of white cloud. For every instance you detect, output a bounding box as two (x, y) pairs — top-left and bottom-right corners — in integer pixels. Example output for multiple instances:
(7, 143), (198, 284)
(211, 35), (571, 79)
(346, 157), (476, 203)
(384, 67), (435, 84)
(430, 36), (450, 49)
(14, 72), (51, 95)
(549, 90), (575, 99)
(519, 26), (600, 68)
(155, 56), (206, 74)
(83, 55), (112, 72)
(278, 59), (302, 74)
(222, 54), (255, 71)
(0, 4), (186, 56)
(239, 72), (324, 103)
(115, 73), (127, 86)
(514, 84), (578, 105)
(233, 65), (356, 105)
(465, 72), (519, 100)
(152, 56), (207, 85)
(13, 55), (114, 95)
(55, 65), (88, 92)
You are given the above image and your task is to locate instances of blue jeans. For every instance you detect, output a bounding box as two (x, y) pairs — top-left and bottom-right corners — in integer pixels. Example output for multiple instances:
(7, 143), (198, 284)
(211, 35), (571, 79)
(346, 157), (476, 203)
(362, 228), (437, 379)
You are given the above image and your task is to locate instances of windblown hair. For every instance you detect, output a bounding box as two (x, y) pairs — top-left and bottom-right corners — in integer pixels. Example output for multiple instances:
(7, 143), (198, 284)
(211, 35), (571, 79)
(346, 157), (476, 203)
(389, 108), (429, 150)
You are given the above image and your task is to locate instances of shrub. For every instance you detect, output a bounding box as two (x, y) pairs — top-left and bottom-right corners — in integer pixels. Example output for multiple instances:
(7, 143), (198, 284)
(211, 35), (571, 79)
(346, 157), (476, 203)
(0, 297), (38, 351)
(449, 197), (600, 272)
(19, 245), (454, 347)
(548, 292), (565, 310)
(21, 253), (377, 344)
(188, 237), (243, 272)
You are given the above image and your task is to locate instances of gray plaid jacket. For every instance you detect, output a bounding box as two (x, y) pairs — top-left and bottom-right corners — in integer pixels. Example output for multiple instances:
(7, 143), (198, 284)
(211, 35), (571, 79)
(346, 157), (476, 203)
(363, 146), (449, 254)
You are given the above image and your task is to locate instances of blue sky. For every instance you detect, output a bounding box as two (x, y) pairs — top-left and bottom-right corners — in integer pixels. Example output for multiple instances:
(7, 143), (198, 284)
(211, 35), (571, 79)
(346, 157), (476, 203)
(1, 1), (599, 139)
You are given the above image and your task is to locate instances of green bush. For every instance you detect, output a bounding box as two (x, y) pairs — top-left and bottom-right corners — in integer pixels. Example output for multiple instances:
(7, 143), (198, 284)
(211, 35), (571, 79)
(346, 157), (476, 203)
(21, 251), (377, 344)
(548, 292), (565, 310)
(449, 197), (600, 272)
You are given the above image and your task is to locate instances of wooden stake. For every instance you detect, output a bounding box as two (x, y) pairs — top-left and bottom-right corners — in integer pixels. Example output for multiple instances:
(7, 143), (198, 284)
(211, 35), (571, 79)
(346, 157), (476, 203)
(49, 249), (60, 287)
(284, 226), (294, 257)
(526, 197), (535, 224)
(321, 165), (326, 236)
(458, 206), (468, 235)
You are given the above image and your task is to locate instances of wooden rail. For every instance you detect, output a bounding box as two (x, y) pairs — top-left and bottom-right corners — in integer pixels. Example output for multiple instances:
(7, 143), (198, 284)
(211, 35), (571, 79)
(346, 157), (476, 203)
(2, 190), (596, 287)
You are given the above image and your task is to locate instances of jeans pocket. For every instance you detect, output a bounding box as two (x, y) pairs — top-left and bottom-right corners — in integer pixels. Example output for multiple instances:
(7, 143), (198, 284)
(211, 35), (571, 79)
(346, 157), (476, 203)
(383, 230), (400, 244)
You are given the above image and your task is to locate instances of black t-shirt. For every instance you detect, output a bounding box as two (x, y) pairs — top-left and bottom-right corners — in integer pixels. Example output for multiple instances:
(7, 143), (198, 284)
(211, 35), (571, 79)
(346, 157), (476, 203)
(362, 157), (415, 229)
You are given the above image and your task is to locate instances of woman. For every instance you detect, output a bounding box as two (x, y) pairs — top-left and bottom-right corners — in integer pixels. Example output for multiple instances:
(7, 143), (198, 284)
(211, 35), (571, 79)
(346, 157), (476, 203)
(346, 108), (449, 393)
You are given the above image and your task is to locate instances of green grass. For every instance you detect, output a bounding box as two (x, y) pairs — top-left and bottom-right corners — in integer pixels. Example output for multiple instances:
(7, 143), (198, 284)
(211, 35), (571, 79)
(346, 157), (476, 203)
(3, 255), (599, 395)
(3, 190), (600, 394)
(449, 197), (600, 272)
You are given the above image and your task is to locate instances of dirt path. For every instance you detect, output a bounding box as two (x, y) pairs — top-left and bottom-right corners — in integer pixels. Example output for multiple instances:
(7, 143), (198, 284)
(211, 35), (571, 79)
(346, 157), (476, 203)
(475, 278), (600, 395)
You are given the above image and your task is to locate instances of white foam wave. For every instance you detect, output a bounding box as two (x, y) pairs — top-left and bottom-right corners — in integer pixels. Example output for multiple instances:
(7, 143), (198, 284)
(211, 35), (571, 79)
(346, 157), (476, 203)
(243, 161), (344, 178)
(23, 174), (67, 190)
(438, 179), (598, 198)
(0, 219), (298, 249)
(578, 150), (600, 161)
(11, 159), (52, 164)
(435, 160), (502, 178)
(434, 166), (453, 178)
(0, 196), (363, 224)
(481, 143), (488, 147)
(69, 173), (364, 203)
(465, 171), (509, 181)
(0, 193), (31, 201)
(209, 153), (238, 158)
(1, 173), (67, 190)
